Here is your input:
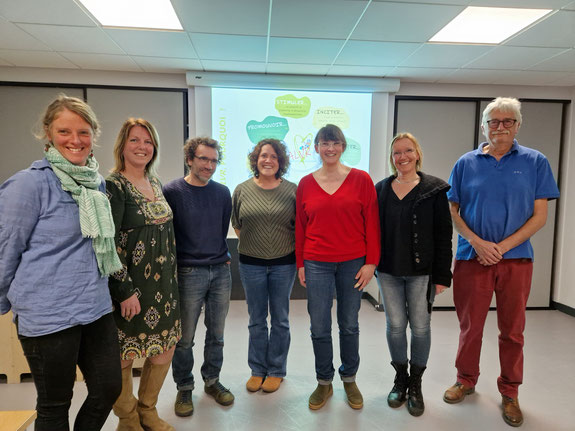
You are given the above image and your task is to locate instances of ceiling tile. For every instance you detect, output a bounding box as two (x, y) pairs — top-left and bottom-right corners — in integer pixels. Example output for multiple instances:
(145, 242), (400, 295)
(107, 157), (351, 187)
(0, 0), (96, 26)
(0, 49), (78, 68)
(266, 63), (330, 75)
(400, 44), (493, 68)
(172, 0), (269, 35)
(505, 10), (575, 48)
(0, 57), (14, 66)
(0, 17), (49, 50)
(271, 0), (367, 39)
(376, 0), (471, 4)
(60, 52), (141, 71)
(18, 23), (124, 54)
(202, 60), (266, 73)
(464, 46), (569, 70)
(327, 65), (395, 77)
(190, 33), (266, 62)
(133, 56), (203, 73)
(469, 0), (572, 8)
(436, 68), (499, 84)
(352, 2), (465, 42)
(389, 67), (458, 82)
(106, 29), (197, 58)
(528, 48), (575, 71)
(268, 38), (343, 64)
(336, 40), (421, 67)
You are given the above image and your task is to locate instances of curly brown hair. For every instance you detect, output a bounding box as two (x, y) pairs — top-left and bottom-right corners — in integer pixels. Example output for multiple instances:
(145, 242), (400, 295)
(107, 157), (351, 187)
(248, 139), (290, 179)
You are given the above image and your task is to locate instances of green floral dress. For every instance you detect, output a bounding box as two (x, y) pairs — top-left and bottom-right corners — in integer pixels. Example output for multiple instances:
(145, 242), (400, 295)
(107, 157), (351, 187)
(106, 172), (181, 360)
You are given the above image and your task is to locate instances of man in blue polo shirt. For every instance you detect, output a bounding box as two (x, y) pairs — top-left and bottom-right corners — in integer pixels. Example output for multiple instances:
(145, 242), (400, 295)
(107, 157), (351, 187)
(443, 97), (559, 427)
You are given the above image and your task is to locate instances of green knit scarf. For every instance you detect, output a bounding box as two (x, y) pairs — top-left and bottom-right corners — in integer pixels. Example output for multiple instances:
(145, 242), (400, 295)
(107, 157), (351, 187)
(45, 146), (122, 277)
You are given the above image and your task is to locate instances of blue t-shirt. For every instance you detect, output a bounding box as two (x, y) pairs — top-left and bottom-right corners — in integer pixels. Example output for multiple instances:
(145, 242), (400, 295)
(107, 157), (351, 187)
(0, 159), (113, 336)
(163, 177), (232, 266)
(447, 141), (559, 260)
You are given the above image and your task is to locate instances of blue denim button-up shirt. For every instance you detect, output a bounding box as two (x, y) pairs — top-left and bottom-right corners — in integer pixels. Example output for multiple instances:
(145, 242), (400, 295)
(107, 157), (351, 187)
(0, 159), (113, 337)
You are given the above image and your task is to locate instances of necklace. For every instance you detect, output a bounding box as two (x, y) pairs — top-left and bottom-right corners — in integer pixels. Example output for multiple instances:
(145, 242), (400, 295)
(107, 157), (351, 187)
(395, 176), (420, 184)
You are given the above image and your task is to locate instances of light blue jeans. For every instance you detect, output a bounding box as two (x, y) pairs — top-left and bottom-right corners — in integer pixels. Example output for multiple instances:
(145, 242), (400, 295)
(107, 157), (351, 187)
(239, 262), (296, 378)
(305, 257), (365, 384)
(377, 272), (434, 367)
(172, 263), (231, 390)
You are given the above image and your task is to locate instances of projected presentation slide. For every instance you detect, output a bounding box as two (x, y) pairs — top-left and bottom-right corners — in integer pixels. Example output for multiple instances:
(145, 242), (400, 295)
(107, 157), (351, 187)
(211, 87), (372, 192)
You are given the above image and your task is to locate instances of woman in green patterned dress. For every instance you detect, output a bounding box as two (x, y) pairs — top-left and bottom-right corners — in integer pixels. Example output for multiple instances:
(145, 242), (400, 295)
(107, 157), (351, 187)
(107, 118), (181, 431)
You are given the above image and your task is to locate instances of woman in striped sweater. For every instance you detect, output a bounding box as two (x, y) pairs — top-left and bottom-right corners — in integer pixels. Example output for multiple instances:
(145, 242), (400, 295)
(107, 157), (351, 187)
(232, 138), (297, 393)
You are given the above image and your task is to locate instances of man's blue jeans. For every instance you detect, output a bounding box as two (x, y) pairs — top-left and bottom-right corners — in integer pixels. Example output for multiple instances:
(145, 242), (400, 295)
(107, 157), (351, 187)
(239, 262), (296, 378)
(172, 263), (231, 390)
(377, 272), (433, 367)
(304, 257), (365, 384)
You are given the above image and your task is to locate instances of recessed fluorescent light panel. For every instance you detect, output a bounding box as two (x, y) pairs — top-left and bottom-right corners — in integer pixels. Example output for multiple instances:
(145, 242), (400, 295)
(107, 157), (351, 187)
(429, 6), (551, 44)
(79, 0), (183, 30)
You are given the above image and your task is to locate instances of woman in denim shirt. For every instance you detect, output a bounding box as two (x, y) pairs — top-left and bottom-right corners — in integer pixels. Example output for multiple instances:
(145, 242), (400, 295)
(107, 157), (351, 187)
(0, 95), (122, 431)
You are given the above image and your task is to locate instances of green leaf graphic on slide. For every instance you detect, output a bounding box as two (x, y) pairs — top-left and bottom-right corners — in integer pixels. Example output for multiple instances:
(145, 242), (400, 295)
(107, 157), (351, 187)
(341, 137), (361, 166)
(246, 116), (289, 144)
(275, 95), (311, 119)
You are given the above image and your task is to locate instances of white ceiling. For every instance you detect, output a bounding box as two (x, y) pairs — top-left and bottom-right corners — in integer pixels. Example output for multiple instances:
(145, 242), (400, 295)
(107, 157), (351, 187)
(1, 0), (575, 86)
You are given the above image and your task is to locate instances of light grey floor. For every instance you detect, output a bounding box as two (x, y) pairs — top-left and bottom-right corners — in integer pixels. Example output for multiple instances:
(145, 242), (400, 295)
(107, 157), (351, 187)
(1, 300), (574, 431)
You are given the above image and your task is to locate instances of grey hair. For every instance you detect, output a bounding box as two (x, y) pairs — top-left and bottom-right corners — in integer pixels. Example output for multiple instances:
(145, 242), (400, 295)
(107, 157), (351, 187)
(482, 97), (522, 127)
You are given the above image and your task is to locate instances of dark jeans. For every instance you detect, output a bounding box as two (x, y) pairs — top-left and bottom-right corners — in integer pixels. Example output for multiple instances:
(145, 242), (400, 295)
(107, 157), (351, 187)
(19, 313), (122, 431)
(304, 257), (365, 383)
(172, 263), (232, 390)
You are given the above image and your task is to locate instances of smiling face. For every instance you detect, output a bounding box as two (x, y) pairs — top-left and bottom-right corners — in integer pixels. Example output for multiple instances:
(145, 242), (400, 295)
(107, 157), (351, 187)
(46, 109), (93, 166)
(315, 140), (344, 165)
(187, 144), (219, 185)
(257, 144), (279, 178)
(392, 137), (420, 177)
(122, 125), (155, 172)
(482, 108), (520, 148)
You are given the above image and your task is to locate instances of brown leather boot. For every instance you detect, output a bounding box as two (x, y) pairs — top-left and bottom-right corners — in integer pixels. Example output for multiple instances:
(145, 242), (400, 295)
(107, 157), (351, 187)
(113, 366), (144, 431)
(502, 396), (523, 427)
(137, 360), (174, 431)
(443, 382), (475, 404)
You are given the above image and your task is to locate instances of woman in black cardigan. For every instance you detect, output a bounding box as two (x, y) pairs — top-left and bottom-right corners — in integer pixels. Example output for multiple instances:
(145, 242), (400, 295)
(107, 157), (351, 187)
(375, 132), (453, 417)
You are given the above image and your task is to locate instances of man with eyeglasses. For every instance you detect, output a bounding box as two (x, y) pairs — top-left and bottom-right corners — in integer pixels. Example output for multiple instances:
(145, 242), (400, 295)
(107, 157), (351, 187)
(443, 97), (559, 427)
(163, 137), (234, 417)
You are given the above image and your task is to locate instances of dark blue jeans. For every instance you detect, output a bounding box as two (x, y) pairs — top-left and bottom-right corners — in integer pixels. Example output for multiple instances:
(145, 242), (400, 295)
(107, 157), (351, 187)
(18, 313), (122, 431)
(304, 257), (365, 384)
(239, 262), (296, 378)
(172, 263), (231, 390)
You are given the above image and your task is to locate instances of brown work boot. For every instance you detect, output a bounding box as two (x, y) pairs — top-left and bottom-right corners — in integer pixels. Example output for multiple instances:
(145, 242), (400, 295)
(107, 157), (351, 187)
(343, 382), (363, 410)
(443, 382), (475, 404)
(261, 377), (283, 393)
(502, 396), (523, 427)
(308, 384), (333, 410)
(246, 376), (264, 392)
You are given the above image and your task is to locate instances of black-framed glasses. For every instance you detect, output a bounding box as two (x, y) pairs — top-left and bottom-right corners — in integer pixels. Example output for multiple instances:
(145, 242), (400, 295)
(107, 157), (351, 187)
(195, 156), (219, 165)
(486, 119), (517, 129)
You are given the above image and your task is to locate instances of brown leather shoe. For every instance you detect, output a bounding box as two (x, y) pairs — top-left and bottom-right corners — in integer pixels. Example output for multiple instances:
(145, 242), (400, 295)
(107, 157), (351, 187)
(502, 396), (523, 427)
(443, 382), (475, 404)
(246, 376), (264, 392)
(261, 377), (283, 393)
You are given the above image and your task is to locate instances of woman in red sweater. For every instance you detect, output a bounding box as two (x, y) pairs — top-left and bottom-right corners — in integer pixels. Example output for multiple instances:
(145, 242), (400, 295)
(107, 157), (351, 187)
(296, 124), (380, 411)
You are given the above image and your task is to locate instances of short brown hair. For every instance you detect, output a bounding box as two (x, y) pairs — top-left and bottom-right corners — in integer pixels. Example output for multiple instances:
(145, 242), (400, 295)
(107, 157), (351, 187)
(389, 132), (423, 176)
(248, 139), (290, 179)
(38, 94), (100, 149)
(314, 124), (347, 151)
(112, 118), (160, 174)
(183, 137), (222, 170)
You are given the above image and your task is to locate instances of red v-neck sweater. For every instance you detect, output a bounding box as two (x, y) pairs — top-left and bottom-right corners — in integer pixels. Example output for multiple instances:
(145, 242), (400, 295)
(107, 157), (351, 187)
(295, 168), (380, 268)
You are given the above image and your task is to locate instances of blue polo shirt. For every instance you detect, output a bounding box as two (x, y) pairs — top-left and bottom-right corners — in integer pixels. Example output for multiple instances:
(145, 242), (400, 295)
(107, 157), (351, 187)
(447, 141), (559, 261)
